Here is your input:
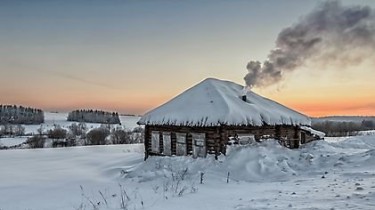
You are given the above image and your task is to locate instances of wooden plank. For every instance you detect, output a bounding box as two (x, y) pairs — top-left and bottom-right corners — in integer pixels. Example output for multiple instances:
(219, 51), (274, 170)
(145, 124), (307, 159)
(171, 132), (176, 155)
(144, 125), (150, 160)
(187, 133), (193, 155)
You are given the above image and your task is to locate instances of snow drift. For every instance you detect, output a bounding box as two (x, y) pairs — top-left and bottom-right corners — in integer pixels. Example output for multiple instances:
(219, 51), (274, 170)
(128, 136), (375, 183)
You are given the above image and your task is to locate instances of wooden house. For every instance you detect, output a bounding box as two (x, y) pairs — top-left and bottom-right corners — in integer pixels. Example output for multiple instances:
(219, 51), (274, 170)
(138, 78), (322, 160)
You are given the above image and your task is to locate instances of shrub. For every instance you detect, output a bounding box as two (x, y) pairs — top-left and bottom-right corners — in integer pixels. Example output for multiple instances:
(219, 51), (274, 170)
(86, 127), (110, 145)
(111, 127), (131, 144)
(66, 137), (77, 147)
(131, 127), (144, 143)
(26, 135), (46, 148)
(14, 125), (25, 136)
(132, 126), (144, 133)
(47, 126), (67, 139)
(69, 122), (87, 138)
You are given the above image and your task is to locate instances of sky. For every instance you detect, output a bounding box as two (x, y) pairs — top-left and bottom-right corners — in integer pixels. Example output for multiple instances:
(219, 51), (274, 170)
(0, 0), (374, 117)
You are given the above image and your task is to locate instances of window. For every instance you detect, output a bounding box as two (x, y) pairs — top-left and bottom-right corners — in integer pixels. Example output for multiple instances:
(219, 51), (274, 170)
(151, 131), (160, 153)
(176, 133), (187, 156)
(162, 132), (171, 156)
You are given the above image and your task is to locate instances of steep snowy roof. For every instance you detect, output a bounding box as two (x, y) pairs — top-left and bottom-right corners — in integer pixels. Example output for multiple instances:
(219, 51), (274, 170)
(138, 78), (311, 127)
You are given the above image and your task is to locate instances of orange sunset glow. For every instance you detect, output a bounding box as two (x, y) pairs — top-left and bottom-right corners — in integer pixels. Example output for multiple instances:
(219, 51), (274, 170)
(1, 0), (375, 117)
(3, 2), (375, 210)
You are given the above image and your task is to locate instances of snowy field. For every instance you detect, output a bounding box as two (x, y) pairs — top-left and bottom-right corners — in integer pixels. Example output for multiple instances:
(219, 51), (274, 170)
(26, 112), (141, 134)
(1, 134), (375, 210)
(0, 112), (141, 147)
(0, 137), (28, 147)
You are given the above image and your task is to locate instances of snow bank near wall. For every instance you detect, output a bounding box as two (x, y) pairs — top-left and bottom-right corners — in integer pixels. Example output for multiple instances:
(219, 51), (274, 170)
(128, 136), (375, 183)
(126, 140), (301, 183)
(222, 141), (303, 181)
(127, 140), (313, 183)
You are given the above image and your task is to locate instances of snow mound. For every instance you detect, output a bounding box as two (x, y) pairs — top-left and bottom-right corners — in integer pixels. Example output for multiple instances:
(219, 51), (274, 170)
(127, 140), (330, 183)
(128, 135), (375, 184)
(220, 141), (302, 181)
(138, 78), (311, 127)
(126, 155), (216, 182)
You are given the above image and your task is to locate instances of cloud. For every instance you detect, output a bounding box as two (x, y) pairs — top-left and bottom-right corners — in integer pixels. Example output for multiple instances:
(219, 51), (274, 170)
(245, 1), (375, 88)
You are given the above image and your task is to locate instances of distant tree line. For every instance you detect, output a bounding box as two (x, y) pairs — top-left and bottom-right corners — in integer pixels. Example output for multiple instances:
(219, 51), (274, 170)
(67, 109), (121, 124)
(0, 105), (44, 125)
(312, 120), (375, 137)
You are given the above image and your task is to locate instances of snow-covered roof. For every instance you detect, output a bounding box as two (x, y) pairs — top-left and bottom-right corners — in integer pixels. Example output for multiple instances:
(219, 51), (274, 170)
(138, 78), (311, 127)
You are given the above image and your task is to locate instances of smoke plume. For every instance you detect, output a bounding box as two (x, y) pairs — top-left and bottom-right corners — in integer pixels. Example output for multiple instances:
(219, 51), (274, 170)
(245, 1), (375, 88)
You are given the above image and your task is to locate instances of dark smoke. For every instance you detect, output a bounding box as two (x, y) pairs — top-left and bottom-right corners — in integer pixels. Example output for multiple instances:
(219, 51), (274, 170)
(245, 1), (375, 88)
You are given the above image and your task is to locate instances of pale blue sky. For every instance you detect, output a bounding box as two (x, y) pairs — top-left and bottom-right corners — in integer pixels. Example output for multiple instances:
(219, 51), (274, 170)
(1, 0), (374, 115)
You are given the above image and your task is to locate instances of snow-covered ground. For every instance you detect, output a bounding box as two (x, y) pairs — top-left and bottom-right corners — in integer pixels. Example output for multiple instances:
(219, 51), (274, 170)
(0, 137), (28, 147)
(24, 112), (141, 134)
(1, 134), (375, 210)
(0, 112), (141, 147)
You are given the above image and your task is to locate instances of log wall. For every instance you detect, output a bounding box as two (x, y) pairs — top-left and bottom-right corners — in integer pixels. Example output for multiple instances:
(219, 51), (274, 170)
(144, 124), (309, 160)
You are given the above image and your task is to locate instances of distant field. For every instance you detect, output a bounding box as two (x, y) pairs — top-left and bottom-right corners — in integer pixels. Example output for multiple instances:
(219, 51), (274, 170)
(22, 111), (141, 134)
(0, 112), (141, 147)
